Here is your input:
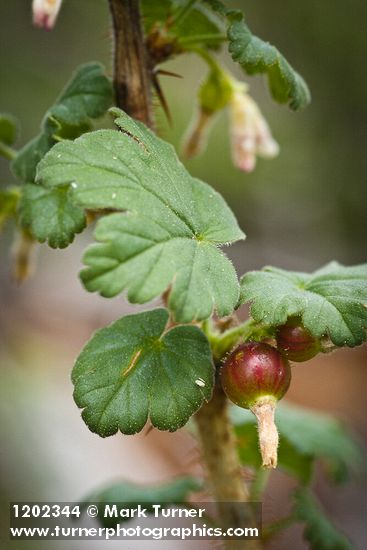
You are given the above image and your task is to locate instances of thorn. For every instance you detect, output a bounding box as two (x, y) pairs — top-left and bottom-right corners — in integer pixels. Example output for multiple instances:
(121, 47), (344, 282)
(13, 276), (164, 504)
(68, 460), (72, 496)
(155, 68), (183, 79)
(152, 75), (172, 126)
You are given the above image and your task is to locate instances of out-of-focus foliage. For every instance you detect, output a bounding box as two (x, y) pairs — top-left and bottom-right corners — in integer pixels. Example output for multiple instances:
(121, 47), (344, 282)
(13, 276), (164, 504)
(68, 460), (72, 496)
(12, 62), (112, 183)
(293, 489), (352, 550)
(82, 476), (202, 527)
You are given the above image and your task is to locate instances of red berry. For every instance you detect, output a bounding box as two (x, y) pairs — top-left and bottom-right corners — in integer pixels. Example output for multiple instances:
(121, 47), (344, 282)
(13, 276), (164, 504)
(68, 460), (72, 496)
(220, 341), (291, 468)
(276, 317), (321, 362)
(220, 342), (291, 409)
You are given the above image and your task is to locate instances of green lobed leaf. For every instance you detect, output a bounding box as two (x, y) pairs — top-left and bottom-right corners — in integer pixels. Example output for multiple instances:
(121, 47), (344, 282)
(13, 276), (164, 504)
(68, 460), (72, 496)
(293, 488), (353, 550)
(45, 62), (113, 127)
(0, 188), (19, 231)
(203, 1), (310, 110)
(37, 108), (244, 322)
(72, 308), (214, 436)
(82, 476), (202, 527)
(12, 63), (112, 183)
(239, 262), (367, 347)
(18, 184), (86, 249)
(227, 12), (310, 110)
(0, 113), (18, 145)
(231, 401), (362, 484)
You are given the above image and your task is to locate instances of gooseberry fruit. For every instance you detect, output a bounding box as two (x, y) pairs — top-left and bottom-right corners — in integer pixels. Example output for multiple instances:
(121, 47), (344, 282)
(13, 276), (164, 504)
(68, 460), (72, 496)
(220, 342), (291, 468)
(276, 317), (321, 362)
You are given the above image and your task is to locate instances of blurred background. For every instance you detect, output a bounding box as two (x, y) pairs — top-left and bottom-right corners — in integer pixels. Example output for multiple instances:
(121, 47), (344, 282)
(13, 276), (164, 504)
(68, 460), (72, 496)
(0, 1), (366, 548)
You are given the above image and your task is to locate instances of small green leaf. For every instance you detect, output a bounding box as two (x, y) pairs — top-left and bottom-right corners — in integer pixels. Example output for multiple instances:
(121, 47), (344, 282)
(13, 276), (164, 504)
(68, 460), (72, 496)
(231, 401), (362, 484)
(0, 188), (19, 230)
(12, 63), (112, 183)
(82, 476), (202, 527)
(293, 488), (353, 550)
(46, 63), (113, 127)
(239, 262), (367, 347)
(0, 113), (18, 145)
(37, 108), (244, 322)
(19, 184), (86, 248)
(142, 0), (225, 49)
(72, 308), (214, 436)
(203, 2), (310, 110)
(227, 12), (310, 110)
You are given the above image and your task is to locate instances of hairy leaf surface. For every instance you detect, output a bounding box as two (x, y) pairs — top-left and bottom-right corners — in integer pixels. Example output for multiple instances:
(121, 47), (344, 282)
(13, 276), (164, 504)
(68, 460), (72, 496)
(240, 262), (367, 346)
(19, 184), (85, 248)
(227, 12), (310, 110)
(72, 309), (214, 436)
(203, 1), (310, 110)
(37, 108), (244, 321)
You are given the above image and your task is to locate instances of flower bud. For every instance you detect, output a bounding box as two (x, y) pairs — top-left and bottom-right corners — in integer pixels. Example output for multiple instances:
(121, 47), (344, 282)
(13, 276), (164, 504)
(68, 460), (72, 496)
(32, 0), (63, 30)
(182, 67), (232, 159)
(229, 90), (279, 172)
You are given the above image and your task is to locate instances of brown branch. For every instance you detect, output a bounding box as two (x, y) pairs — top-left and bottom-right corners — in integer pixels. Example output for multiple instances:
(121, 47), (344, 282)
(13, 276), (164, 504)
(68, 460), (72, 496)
(196, 383), (249, 505)
(195, 382), (262, 548)
(108, 0), (153, 127)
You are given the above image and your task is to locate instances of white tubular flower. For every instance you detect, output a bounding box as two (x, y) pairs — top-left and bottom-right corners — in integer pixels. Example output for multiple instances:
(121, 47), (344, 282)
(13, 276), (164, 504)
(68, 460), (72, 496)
(32, 0), (63, 30)
(229, 90), (279, 173)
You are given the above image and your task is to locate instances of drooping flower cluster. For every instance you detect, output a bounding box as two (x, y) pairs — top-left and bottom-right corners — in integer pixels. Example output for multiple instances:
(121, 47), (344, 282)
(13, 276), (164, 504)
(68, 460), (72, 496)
(182, 67), (279, 173)
(229, 89), (279, 172)
(32, 0), (63, 30)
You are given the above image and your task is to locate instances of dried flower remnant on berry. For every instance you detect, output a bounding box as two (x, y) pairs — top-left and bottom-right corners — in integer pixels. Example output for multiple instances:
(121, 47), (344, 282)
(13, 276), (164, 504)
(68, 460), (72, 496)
(32, 0), (63, 30)
(229, 90), (279, 172)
